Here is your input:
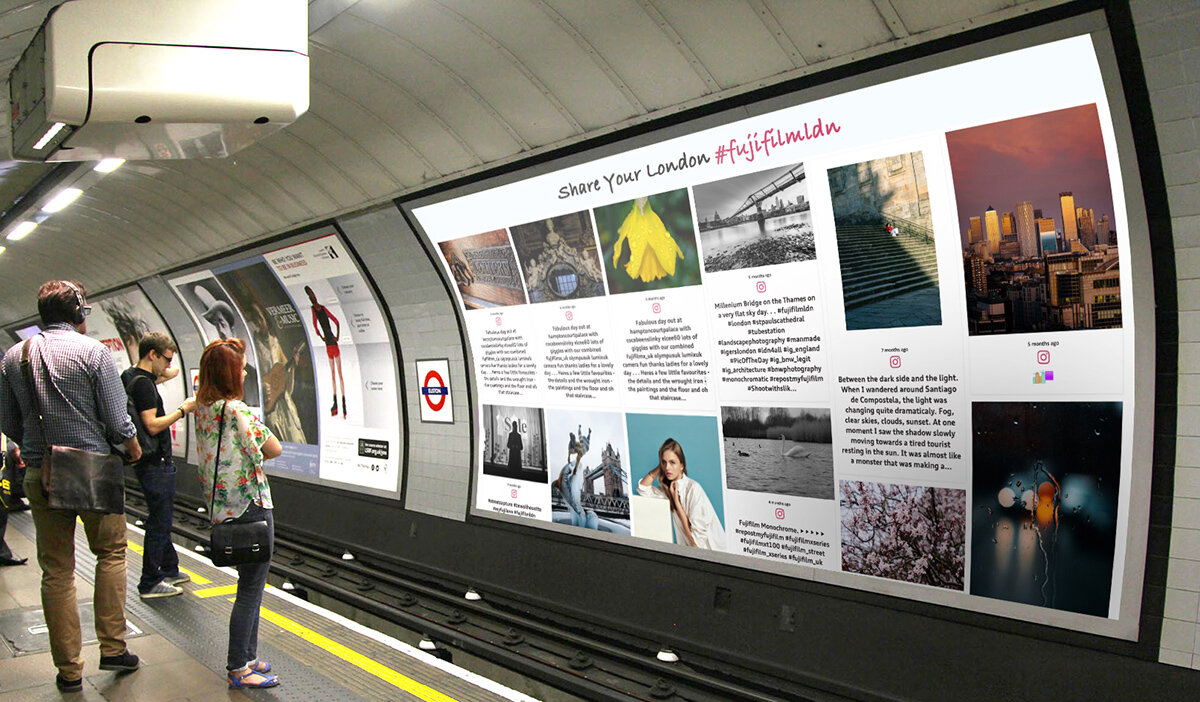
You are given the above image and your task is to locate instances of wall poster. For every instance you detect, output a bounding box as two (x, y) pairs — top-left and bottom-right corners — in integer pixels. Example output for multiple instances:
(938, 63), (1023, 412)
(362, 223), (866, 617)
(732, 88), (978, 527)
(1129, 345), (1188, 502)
(86, 287), (189, 458)
(410, 35), (1149, 636)
(168, 230), (402, 493)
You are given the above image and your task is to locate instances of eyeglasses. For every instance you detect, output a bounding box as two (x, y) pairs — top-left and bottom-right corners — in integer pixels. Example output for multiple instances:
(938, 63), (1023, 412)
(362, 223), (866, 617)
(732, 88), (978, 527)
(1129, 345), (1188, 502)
(158, 351), (174, 365)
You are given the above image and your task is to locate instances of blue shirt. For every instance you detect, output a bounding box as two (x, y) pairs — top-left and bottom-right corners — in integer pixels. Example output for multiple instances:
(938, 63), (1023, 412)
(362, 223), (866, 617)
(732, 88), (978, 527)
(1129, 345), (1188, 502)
(0, 323), (135, 465)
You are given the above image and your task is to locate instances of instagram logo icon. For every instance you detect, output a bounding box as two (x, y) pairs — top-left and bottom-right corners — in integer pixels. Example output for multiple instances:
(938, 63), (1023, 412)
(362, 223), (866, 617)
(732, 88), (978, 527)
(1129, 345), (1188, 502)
(774, 508), (785, 519)
(652, 302), (662, 314)
(510, 488), (518, 498)
(494, 316), (502, 326)
(565, 311), (573, 321)
(1037, 349), (1050, 364)
(756, 281), (767, 294)
(889, 355), (901, 368)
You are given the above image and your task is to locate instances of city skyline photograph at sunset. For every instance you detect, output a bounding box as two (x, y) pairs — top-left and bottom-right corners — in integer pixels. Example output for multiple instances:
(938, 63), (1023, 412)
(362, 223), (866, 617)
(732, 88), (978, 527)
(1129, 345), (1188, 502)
(946, 104), (1116, 246)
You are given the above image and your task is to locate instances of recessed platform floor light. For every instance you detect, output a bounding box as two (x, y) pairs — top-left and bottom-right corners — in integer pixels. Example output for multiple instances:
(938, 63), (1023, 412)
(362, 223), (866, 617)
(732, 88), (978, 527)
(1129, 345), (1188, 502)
(7, 221), (37, 240)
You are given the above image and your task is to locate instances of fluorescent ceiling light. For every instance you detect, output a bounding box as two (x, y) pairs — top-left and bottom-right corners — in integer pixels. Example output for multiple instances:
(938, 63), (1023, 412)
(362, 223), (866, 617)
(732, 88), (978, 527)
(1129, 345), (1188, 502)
(7, 221), (37, 240)
(42, 187), (83, 213)
(32, 122), (66, 150)
(0, 246), (6, 255)
(94, 158), (125, 173)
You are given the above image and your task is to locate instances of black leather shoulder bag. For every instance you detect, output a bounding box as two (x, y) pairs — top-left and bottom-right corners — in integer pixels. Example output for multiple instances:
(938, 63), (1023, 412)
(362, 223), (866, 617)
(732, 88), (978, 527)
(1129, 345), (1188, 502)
(208, 401), (272, 567)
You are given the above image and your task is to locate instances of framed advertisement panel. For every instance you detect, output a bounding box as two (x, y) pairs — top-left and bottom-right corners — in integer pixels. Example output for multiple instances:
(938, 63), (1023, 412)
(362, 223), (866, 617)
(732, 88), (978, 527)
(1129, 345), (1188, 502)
(85, 286), (190, 458)
(166, 228), (403, 496)
(406, 25), (1154, 639)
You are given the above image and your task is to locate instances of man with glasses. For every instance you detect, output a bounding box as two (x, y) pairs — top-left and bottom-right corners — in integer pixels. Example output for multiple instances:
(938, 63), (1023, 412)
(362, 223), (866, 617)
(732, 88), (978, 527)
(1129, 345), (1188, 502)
(122, 332), (195, 599)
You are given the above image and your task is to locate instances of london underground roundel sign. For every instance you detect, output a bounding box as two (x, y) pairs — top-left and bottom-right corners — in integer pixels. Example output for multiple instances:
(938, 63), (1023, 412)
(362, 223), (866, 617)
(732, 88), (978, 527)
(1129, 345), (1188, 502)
(416, 359), (453, 423)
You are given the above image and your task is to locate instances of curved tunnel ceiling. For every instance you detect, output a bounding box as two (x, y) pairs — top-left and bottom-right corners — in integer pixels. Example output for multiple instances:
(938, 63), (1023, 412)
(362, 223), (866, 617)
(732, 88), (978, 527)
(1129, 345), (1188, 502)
(0, 0), (1066, 323)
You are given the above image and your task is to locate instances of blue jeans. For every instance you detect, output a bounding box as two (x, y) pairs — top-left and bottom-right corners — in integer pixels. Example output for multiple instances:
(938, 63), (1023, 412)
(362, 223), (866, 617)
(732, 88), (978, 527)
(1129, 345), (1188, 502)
(135, 459), (180, 593)
(226, 505), (273, 671)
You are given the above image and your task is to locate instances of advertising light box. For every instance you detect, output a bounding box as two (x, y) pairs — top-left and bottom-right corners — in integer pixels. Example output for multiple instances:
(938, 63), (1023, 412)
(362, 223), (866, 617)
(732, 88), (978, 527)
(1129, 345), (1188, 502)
(85, 286), (190, 458)
(168, 230), (402, 494)
(409, 34), (1152, 638)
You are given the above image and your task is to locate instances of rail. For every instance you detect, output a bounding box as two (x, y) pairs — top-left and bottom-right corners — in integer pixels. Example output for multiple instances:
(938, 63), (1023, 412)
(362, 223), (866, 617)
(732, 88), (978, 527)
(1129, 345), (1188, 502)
(881, 214), (933, 244)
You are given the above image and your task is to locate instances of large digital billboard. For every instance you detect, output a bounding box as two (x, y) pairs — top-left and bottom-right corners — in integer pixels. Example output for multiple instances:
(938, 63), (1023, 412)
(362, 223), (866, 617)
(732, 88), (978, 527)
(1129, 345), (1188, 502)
(409, 35), (1152, 637)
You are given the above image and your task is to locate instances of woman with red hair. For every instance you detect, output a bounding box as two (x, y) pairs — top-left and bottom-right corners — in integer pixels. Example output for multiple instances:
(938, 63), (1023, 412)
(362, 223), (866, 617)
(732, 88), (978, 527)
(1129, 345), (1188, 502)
(194, 338), (283, 688)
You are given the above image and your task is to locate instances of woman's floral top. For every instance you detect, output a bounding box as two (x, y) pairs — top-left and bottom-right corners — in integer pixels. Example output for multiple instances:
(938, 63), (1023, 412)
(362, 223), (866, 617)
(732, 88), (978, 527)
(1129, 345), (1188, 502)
(194, 399), (274, 523)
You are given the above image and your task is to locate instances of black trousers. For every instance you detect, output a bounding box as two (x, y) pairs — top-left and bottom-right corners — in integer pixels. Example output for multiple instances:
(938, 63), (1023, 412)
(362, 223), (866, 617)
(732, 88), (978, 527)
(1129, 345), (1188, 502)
(0, 507), (12, 560)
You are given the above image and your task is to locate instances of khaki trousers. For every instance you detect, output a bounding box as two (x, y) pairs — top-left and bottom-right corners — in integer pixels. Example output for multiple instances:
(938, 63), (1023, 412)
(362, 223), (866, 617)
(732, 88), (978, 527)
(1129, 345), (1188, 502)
(24, 468), (128, 680)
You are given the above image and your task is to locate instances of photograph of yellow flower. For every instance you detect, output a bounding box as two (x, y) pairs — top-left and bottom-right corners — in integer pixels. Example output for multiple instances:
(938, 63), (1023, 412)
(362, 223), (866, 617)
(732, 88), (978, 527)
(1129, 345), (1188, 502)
(593, 188), (702, 294)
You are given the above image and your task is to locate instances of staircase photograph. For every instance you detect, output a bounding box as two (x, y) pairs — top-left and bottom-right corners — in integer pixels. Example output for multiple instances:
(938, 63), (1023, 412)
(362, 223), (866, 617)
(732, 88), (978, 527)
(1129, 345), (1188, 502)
(827, 152), (943, 330)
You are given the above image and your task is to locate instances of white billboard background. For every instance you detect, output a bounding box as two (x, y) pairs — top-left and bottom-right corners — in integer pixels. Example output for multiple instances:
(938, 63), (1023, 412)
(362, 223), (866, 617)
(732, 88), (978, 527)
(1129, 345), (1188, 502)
(411, 36), (1146, 637)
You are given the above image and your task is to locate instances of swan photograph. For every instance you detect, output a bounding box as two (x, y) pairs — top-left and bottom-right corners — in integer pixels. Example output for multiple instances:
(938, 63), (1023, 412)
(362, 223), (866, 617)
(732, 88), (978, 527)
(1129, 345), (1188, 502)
(721, 406), (834, 499)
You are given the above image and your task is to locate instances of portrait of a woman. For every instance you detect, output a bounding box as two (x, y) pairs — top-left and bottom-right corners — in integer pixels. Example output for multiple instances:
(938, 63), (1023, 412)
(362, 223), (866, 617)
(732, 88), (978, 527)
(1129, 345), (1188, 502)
(637, 438), (726, 550)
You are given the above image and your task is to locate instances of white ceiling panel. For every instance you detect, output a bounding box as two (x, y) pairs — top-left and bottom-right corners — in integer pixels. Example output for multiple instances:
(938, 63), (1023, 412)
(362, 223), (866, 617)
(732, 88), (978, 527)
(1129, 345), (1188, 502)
(128, 168), (262, 245)
(177, 160), (299, 232)
(307, 46), (482, 173)
(892, 0), (1024, 35)
(436, 0), (638, 130)
(652, 0), (795, 89)
(349, 2), (582, 147)
(0, 0), (1067, 323)
(308, 82), (439, 187)
(762, 0), (895, 63)
(106, 170), (231, 252)
(311, 19), (527, 161)
(283, 111), (398, 202)
(268, 128), (373, 208)
(549, 0), (713, 111)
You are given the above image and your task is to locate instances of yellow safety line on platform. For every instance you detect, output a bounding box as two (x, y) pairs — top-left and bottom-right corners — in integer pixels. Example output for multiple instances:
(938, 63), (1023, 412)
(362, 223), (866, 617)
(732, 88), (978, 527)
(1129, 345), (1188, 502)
(126, 539), (212, 584)
(257, 606), (459, 702)
(193, 584), (240, 598)
(175, 566), (210, 584)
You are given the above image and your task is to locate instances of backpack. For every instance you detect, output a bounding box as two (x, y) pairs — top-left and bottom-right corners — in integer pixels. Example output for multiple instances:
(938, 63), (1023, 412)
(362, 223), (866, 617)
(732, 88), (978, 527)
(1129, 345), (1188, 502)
(118, 372), (157, 462)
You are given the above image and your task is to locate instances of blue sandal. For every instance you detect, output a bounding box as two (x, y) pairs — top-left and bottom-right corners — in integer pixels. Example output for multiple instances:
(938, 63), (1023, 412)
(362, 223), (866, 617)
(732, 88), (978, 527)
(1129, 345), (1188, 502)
(228, 668), (279, 688)
(248, 660), (272, 674)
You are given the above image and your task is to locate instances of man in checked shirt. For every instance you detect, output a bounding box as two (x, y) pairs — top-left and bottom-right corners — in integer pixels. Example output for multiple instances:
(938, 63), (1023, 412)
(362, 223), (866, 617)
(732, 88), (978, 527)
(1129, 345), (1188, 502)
(0, 281), (143, 693)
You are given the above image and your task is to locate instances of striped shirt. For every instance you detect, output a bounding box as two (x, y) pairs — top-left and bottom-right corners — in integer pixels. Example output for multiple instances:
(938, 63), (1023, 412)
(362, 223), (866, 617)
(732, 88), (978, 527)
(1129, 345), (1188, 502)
(0, 323), (135, 465)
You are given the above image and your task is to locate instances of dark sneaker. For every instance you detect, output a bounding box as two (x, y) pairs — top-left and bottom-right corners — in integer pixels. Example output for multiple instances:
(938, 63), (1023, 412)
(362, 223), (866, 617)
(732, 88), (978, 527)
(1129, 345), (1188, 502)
(139, 581), (182, 599)
(55, 673), (83, 692)
(162, 572), (191, 586)
(99, 651), (140, 672)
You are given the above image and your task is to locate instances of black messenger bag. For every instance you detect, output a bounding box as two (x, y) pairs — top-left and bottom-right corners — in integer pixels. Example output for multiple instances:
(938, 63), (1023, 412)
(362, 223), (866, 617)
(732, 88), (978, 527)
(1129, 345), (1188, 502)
(207, 402), (272, 567)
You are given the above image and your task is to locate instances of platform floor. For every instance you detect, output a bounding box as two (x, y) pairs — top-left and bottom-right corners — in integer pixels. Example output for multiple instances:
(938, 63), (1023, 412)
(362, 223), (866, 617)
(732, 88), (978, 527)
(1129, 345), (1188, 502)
(0, 509), (539, 701)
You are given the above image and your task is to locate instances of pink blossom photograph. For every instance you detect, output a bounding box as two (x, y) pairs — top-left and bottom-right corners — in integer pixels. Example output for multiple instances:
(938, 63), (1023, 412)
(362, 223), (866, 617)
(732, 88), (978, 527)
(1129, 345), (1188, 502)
(839, 480), (966, 590)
